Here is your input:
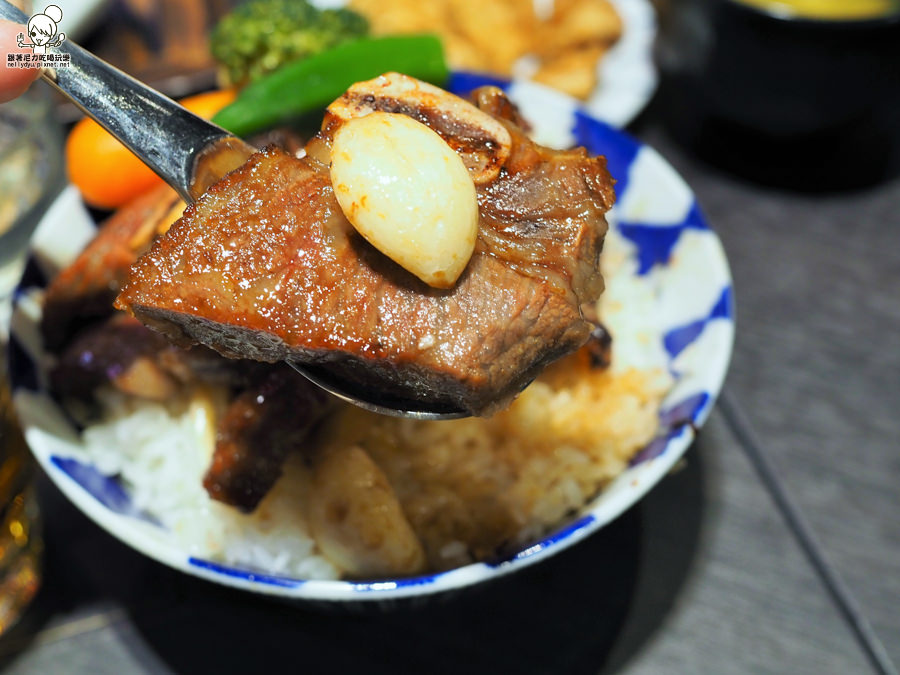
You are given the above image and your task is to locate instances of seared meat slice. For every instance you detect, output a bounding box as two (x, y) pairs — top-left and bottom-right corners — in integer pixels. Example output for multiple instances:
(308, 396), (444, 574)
(116, 75), (615, 415)
(42, 184), (183, 352)
(40, 131), (305, 353)
(203, 367), (333, 512)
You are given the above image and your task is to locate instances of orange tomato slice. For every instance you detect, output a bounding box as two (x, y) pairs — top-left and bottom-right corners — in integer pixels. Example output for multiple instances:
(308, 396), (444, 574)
(66, 89), (237, 210)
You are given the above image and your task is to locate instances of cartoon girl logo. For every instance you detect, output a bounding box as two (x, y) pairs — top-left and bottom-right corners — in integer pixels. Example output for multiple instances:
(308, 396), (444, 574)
(17, 5), (66, 55)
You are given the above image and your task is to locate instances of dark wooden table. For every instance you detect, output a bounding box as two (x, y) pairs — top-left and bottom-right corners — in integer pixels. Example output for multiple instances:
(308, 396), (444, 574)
(2, 17), (900, 675)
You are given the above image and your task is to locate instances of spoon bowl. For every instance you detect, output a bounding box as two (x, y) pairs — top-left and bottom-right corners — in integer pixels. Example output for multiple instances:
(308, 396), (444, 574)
(287, 362), (469, 420)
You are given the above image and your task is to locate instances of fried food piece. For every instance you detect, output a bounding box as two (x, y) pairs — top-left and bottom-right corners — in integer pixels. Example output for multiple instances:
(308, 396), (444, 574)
(533, 44), (606, 100)
(445, 0), (536, 75)
(536, 0), (623, 56)
(347, 0), (537, 75)
(349, 0), (442, 33)
(348, 0), (622, 99)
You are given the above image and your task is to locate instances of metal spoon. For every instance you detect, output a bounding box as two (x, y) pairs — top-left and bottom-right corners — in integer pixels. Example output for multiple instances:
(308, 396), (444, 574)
(0, 1), (467, 420)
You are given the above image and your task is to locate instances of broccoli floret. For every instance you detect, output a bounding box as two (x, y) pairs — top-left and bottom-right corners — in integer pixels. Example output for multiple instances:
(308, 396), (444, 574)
(210, 0), (370, 87)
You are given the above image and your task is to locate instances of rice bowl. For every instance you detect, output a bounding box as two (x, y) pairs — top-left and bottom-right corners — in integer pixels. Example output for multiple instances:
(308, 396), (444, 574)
(9, 81), (734, 599)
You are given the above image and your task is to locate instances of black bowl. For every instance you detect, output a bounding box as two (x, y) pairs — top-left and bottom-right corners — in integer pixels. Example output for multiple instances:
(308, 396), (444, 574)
(653, 0), (900, 190)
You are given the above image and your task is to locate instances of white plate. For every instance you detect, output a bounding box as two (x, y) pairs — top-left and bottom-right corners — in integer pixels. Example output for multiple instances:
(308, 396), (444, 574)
(9, 79), (732, 601)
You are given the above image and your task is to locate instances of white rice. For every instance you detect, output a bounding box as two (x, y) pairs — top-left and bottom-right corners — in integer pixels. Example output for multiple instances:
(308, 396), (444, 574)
(82, 389), (340, 579)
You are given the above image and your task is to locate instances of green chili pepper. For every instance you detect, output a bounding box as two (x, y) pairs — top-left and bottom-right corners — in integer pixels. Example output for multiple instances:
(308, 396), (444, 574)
(212, 35), (449, 137)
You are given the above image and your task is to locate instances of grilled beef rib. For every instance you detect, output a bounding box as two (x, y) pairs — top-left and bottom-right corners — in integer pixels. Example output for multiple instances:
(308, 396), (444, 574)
(116, 74), (615, 415)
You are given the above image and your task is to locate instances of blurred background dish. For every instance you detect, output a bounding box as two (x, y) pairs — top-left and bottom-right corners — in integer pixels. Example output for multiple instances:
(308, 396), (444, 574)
(49, 0), (657, 128)
(324, 0), (658, 128)
(653, 0), (900, 190)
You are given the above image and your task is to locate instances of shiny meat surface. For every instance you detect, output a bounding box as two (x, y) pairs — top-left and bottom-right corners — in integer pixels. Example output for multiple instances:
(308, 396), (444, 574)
(116, 77), (615, 415)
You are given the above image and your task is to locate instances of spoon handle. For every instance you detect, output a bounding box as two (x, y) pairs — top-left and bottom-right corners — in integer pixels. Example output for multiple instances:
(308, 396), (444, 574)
(0, 0), (251, 202)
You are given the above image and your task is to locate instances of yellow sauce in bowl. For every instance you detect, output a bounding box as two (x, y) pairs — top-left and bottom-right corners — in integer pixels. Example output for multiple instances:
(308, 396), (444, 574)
(734, 0), (899, 20)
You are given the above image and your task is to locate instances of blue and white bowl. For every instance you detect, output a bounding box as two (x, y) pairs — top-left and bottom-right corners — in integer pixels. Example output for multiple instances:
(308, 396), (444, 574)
(8, 78), (733, 601)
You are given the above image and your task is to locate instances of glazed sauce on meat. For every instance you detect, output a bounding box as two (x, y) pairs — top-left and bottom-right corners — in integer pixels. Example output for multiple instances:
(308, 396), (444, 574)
(117, 79), (615, 415)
